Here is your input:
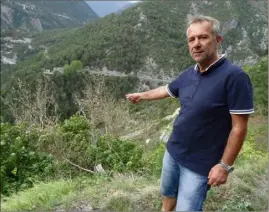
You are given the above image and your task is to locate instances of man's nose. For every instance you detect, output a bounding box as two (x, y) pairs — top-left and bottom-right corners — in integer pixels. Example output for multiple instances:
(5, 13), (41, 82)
(193, 38), (201, 48)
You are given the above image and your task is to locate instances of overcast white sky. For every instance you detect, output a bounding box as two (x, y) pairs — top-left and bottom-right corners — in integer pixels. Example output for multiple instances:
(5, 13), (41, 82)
(86, 1), (140, 17)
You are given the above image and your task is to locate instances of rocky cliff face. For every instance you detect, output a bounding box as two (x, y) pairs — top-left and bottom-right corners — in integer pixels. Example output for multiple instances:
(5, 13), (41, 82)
(1, 0), (99, 32)
(1, 0), (99, 65)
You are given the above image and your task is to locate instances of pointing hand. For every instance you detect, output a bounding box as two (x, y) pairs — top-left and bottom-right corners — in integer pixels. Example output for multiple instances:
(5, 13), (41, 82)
(126, 93), (143, 104)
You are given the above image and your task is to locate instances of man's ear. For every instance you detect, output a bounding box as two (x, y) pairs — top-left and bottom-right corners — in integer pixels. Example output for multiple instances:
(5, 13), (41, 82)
(216, 35), (222, 44)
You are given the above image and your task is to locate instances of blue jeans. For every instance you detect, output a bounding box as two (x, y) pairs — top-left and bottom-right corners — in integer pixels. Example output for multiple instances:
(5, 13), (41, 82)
(160, 150), (210, 211)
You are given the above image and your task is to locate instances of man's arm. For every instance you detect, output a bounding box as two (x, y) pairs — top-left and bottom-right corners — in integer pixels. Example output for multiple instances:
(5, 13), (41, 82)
(220, 114), (249, 165)
(126, 85), (170, 104)
(208, 114), (249, 186)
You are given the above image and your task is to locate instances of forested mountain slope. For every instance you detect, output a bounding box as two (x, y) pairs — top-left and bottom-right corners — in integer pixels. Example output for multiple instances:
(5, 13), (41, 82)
(10, 0), (266, 79)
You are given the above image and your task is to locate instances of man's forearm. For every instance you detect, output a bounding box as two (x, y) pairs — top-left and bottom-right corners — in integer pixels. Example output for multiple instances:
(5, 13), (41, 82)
(141, 85), (169, 100)
(220, 127), (247, 166)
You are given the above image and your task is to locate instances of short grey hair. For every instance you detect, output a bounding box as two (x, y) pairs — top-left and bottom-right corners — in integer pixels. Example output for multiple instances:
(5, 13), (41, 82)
(186, 15), (221, 37)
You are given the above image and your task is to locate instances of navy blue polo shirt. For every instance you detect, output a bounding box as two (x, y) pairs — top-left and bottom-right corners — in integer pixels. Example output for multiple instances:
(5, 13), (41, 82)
(166, 55), (254, 176)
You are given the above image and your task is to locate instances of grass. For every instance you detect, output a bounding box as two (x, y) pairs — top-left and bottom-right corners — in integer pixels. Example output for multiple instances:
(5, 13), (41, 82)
(1, 179), (77, 211)
(204, 115), (268, 211)
(248, 115), (268, 152)
(1, 175), (112, 211)
(204, 155), (268, 211)
(1, 173), (161, 211)
(2, 153), (267, 211)
(61, 174), (162, 211)
(2, 162), (267, 211)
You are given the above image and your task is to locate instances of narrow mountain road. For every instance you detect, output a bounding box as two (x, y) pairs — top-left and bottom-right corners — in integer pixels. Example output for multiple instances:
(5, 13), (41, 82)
(85, 68), (172, 84)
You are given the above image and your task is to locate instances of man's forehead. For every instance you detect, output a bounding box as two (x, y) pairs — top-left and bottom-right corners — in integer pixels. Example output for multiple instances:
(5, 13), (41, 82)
(187, 21), (213, 36)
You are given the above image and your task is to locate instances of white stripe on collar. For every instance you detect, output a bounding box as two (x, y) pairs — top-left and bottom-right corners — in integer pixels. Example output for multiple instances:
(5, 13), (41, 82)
(194, 54), (226, 71)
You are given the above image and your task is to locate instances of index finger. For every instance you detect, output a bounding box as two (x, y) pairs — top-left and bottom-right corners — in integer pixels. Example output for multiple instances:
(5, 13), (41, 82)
(207, 177), (214, 185)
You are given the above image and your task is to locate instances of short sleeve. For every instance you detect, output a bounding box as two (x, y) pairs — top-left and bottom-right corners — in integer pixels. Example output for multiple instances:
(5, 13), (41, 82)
(167, 74), (182, 98)
(227, 71), (254, 114)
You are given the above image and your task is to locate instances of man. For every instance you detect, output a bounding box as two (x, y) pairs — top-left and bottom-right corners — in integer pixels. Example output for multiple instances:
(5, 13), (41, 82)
(126, 16), (254, 211)
(126, 15), (254, 211)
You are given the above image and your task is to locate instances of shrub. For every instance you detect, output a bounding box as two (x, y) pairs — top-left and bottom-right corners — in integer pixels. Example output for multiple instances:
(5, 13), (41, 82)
(1, 114), (146, 196)
(39, 114), (144, 173)
(143, 143), (166, 176)
(237, 130), (265, 163)
(0, 123), (57, 196)
(245, 56), (268, 116)
(95, 135), (143, 172)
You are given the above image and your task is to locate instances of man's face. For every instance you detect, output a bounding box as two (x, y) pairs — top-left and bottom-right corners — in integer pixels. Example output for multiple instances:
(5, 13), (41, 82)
(187, 21), (221, 64)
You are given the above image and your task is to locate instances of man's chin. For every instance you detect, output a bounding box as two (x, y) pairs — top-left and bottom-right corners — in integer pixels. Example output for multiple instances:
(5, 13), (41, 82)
(193, 57), (205, 63)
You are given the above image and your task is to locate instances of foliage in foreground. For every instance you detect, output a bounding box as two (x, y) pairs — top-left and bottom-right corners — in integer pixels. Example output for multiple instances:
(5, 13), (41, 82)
(244, 56), (268, 116)
(0, 115), (143, 196)
(0, 123), (56, 196)
(204, 127), (268, 211)
(2, 121), (267, 211)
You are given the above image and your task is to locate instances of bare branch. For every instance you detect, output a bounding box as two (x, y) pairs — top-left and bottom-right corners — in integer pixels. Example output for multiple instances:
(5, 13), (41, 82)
(63, 157), (95, 173)
(73, 74), (132, 137)
(5, 76), (59, 127)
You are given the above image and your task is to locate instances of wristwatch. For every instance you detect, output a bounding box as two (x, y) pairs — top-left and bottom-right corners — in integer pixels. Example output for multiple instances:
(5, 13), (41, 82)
(218, 161), (234, 173)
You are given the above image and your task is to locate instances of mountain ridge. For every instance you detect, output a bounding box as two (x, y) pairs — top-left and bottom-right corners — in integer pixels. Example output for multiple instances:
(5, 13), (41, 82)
(43, 1), (267, 76)
(3, 0), (268, 81)
(1, 0), (99, 65)
(1, 0), (99, 32)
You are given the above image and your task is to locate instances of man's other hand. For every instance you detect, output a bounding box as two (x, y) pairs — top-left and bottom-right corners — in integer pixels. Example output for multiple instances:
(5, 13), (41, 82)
(207, 164), (228, 186)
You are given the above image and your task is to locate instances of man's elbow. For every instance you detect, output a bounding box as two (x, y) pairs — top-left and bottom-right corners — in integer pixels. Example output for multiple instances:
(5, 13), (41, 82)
(231, 126), (248, 139)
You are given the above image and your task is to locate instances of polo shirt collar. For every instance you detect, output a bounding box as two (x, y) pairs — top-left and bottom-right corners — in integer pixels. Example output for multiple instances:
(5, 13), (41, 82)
(194, 54), (226, 73)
